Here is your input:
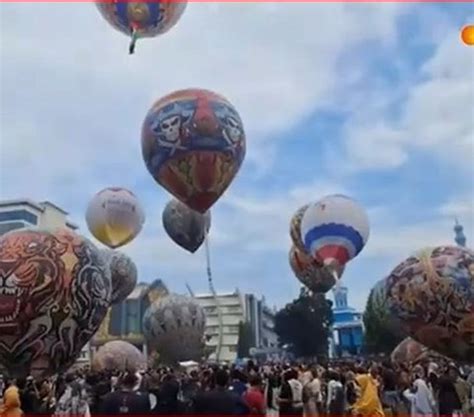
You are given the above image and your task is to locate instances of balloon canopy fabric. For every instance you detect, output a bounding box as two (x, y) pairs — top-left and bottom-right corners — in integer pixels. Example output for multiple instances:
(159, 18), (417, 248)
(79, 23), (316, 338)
(96, 1), (187, 53)
(289, 246), (341, 293)
(143, 294), (206, 364)
(101, 249), (138, 305)
(0, 228), (111, 378)
(290, 204), (309, 253)
(386, 246), (474, 363)
(301, 194), (370, 269)
(141, 88), (246, 214)
(391, 337), (445, 365)
(93, 340), (146, 372)
(162, 199), (211, 253)
(86, 187), (145, 249)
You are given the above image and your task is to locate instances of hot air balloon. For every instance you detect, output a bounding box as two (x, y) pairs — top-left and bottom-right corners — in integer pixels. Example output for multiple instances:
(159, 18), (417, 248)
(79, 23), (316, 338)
(162, 199), (211, 253)
(290, 204), (309, 253)
(141, 88), (246, 214)
(0, 228), (111, 378)
(390, 337), (445, 365)
(301, 194), (370, 275)
(95, 1), (187, 54)
(385, 245), (474, 363)
(289, 246), (342, 293)
(101, 249), (138, 304)
(86, 187), (145, 249)
(143, 294), (206, 364)
(93, 340), (146, 372)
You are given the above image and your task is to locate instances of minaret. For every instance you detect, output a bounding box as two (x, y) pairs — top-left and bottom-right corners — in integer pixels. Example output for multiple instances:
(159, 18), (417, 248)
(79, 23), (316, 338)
(332, 281), (348, 309)
(454, 218), (467, 247)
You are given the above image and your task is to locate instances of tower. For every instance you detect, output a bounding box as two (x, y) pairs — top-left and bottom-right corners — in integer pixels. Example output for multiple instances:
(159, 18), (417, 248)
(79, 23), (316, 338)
(454, 218), (467, 247)
(333, 282), (348, 309)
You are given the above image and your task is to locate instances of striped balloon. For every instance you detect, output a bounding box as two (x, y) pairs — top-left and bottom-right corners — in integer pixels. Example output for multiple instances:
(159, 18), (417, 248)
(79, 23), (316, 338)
(300, 194), (369, 268)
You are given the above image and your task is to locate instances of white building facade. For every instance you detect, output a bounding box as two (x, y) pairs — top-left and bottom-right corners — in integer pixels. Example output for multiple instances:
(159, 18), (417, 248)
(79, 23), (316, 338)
(194, 290), (278, 362)
(194, 291), (244, 362)
(0, 199), (78, 234)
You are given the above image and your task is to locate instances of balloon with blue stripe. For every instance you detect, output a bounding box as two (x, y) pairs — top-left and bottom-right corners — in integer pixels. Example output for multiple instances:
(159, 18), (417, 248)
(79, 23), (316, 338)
(96, 1), (187, 54)
(300, 194), (370, 271)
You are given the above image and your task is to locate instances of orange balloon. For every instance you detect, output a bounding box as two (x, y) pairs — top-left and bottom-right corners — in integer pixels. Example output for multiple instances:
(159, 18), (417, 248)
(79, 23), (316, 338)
(461, 25), (474, 46)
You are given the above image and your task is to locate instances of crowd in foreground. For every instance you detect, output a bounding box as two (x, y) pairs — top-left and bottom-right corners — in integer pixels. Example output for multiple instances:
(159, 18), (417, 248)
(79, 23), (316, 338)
(1, 358), (474, 417)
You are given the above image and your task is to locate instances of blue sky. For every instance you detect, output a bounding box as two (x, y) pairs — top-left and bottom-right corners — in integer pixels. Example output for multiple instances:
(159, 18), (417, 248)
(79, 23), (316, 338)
(0, 3), (473, 311)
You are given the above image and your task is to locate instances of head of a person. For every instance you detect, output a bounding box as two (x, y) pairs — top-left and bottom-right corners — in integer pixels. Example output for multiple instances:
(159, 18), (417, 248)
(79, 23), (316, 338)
(448, 366), (459, 381)
(121, 372), (138, 390)
(369, 364), (379, 378)
(328, 370), (340, 382)
(249, 374), (262, 388)
(65, 373), (76, 385)
(346, 371), (356, 382)
(215, 369), (229, 388)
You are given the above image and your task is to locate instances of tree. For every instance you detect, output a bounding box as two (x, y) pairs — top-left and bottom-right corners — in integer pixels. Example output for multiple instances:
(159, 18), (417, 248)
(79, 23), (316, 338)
(275, 288), (333, 359)
(362, 286), (403, 354)
(237, 321), (255, 358)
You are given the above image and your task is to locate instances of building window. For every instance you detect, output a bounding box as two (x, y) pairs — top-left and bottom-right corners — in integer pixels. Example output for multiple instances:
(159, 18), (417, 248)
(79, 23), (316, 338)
(126, 300), (140, 334)
(0, 210), (38, 225)
(223, 326), (239, 333)
(228, 345), (237, 352)
(0, 221), (28, 235)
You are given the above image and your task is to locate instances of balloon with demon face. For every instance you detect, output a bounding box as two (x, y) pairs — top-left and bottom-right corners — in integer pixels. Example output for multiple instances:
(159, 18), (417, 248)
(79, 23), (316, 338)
(0, 228), (120, 378)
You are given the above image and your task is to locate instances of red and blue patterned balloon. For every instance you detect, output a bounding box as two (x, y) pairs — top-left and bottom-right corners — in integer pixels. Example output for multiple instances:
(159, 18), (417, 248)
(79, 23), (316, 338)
(300, 194), (370, 270)
(96, 1), (187, 54)
(141, 89), (246, 214)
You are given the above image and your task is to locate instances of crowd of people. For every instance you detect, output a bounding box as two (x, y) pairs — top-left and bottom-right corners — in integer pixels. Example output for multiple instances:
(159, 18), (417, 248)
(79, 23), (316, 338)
(1, 358), (474, 417)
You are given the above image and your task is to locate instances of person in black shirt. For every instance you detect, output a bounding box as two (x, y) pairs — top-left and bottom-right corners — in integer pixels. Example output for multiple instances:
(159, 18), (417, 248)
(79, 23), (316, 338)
(192, 369), (249, 415)
(100, 372), (151, 415)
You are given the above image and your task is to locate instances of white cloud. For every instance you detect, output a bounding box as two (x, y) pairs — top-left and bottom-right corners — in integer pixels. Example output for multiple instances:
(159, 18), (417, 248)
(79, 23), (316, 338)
(343, 24), (474, 172)
(0, 3), (408, 194)
(1, 4), (471, 310)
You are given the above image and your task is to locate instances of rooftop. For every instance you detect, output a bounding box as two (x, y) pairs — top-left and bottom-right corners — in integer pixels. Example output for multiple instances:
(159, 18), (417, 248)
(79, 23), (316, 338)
(0, 199), (79, 229)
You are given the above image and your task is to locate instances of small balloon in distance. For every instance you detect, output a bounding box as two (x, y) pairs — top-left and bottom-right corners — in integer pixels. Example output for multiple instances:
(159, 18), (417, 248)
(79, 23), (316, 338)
(162, 199), (211, 253)
(86, 187), (145, 249)
(289, 245), (343, 294)
(289, 204), (309, 254)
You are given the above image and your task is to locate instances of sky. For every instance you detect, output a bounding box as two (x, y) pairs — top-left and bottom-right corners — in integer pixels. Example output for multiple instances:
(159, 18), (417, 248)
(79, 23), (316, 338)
(0, 3), (473, 312)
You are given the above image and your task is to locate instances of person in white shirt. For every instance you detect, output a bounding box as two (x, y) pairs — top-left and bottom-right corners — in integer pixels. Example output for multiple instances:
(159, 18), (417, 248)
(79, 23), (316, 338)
(403, 375), (437, 417)
(303, 369), (322, 417)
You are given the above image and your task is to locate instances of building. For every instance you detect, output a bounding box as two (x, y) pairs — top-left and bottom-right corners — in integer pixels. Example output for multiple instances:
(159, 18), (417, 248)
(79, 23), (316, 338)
(0, 199), (78, 235)
(91, 279), (169, 356)
(330, 283), (364, 357)
(194, 290), (279, 362)
(194, 291), (244, 362)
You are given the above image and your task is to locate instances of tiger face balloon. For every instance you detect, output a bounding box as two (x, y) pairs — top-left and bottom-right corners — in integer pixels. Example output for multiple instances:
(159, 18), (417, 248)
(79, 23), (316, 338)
(0, 228), (111, 378)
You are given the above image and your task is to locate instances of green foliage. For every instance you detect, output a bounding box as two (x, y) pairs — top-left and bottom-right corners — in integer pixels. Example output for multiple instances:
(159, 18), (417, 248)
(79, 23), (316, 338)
(362, 285), (403, 354)
(275, 289), (333, 359)
(237, 321), (255, 358)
